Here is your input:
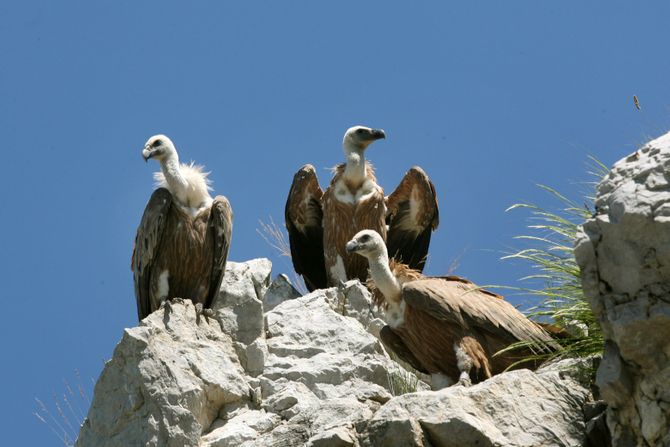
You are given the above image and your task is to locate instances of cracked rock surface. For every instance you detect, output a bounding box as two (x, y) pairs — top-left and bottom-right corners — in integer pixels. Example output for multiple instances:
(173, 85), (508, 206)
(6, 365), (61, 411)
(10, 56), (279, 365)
(75, 297), (249, 447)
(78, 259), (593, 447)
(575, 132), (670, 446)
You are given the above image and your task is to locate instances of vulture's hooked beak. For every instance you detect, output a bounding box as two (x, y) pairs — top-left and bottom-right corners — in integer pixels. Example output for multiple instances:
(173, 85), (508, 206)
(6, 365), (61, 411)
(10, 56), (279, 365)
(142, 146), (153, 162)
(370, 129), (386, 141)
(345, 240), (360, 254)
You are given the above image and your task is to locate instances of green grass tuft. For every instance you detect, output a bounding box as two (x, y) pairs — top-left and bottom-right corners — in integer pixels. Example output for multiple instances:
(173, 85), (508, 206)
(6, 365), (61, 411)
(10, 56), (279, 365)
(499, 157), (608, 368)
(387, 366), (420, 396)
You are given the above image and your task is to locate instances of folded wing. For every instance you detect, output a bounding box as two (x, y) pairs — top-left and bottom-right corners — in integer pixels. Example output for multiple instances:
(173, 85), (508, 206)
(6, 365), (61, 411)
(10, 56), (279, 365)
(206, 196), (233, 308)
(131, 188), (173, 320)
(402, 278), (557, 349)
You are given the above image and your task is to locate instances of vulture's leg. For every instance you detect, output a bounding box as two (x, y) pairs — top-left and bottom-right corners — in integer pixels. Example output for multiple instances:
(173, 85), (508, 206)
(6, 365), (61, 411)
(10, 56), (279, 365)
(160, 298), (172, 316)
(454, 336), (492, 386)
(160, 297), (184, 319)
(337, 280), (348, 315)
(194, 302), (215, 324)
(453, 340), (474, 386)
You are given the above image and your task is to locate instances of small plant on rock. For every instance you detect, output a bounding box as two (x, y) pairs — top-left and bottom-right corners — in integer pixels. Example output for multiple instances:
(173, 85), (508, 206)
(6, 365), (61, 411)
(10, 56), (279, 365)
(387, 366), (420, 396)
(497, 158), (608, 369)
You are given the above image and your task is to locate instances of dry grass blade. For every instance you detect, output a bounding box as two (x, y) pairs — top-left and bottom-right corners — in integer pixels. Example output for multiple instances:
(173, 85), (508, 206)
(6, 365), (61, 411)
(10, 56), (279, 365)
(63, 379), (85, 423)
(75, 369), (91, 407)
(53, 392), (77, 437)
(35, 371), (92, 446)
(256, 216), (292, 258)
(34, 398), (73, 446)
(257, 216), (308, 295)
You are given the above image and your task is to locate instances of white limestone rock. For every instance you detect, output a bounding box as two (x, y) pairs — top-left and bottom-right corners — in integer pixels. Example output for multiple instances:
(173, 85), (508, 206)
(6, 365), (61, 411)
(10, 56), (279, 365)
(253, 291), (425, 445)
(322, 280), (381, 330)
(307, 426), (357, 447)
(537, 356), (600, 388)
(77, 259), (595, 447)
(201, 409), (281, 447)
(359, 369), (589, 447)
(263, 293), (398, 389)
(263, 273), (301, 311)
(213, 259), (271, 376)
(261, 380), (320, 420)
(575, 131), (670, 446)
(76, 299), (250, 447)
(213, 259), (271, 344)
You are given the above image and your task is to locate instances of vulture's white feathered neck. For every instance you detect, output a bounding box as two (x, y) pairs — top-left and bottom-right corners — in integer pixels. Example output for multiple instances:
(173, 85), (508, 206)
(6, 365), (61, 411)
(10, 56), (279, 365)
(367, 250), (403, 303)
(154, 153), (213, 214)
(343, 143), (367, 184)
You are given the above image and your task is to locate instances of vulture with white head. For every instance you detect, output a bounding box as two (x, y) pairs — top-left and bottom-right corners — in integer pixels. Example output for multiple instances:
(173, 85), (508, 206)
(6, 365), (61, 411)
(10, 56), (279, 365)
(285, 126), (439, 291)
(345, 229), (557, 388)
(131, 135), (233, 321)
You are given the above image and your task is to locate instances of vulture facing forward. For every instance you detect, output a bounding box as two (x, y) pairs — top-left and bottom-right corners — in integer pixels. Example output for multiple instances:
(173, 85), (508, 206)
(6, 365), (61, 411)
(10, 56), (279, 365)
(346, 230), (557, 388)
(286, 126), (439, 291)
(131, 135), (233, 321)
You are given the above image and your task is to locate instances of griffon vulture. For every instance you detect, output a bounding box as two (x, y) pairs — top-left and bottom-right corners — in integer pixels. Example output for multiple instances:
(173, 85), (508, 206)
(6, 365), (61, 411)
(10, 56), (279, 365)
(286, 126), (439, 291)
(345, 229), (557, 388)
(131, 135), (233, 321)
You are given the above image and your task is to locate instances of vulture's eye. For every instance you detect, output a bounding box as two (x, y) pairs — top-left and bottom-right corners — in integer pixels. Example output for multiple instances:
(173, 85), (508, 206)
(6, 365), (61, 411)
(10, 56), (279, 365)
(152, 140), (163, 148)
(356, 128), (365, 135)
(361, 234), (370, 242)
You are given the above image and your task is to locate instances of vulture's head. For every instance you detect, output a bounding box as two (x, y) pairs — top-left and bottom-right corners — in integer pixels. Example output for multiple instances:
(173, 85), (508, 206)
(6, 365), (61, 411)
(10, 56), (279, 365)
(346, 229), (386, 259)
(343, 126), (386, 153)
(142, 135), (177, 162)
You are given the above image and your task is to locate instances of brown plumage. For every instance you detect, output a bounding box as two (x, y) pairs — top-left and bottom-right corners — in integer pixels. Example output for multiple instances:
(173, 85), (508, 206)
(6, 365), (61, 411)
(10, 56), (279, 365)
(132, 135), (233, 321)
(347, 230), (557, 387)
(285, 126), (439, 291)
(367, 260), (502, 309)
(385, 166), (440, 271)
(321, 163), (387, 285)
(285, 165), (326, 292)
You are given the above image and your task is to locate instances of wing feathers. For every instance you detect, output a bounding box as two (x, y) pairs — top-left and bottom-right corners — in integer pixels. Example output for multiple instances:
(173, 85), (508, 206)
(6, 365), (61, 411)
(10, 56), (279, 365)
(380, 325), (429, 374)
(402, 278), (556, 348)
(207, 195), (233, 308)
(131, 188), (173, 320)
(386, 167), (439, 271)
(285, 164), (327, 291)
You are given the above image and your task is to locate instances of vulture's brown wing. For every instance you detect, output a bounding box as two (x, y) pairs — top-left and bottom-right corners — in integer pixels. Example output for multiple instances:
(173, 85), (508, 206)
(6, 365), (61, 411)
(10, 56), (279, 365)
(380, 325), (429, 374)
(431, 275), (504, 300)
(285, 164), (327, 291)
(386, 167), (439, 272)
(402, 278), (557, 348)
(131, 188), (172, 321)
(206, 195), (233, 308)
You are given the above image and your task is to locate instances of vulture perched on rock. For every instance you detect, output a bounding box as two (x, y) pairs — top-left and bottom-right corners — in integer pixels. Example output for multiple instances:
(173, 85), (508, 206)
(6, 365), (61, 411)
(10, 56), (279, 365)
(131, 135), (233, 321)
(345, 229), (557, 388)
(286, 125), (439, 291)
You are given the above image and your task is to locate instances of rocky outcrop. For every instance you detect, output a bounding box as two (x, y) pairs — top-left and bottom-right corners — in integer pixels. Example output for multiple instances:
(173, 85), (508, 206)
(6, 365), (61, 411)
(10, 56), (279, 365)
(361, 364), (590, 447)
(575, 132), (670, 446)
(78, 260), (595, 447)
(75, 298), (250, 447)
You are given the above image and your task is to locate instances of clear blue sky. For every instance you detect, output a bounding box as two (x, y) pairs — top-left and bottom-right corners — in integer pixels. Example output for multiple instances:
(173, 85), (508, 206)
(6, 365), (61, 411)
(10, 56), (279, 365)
(2, 1), (669, 444)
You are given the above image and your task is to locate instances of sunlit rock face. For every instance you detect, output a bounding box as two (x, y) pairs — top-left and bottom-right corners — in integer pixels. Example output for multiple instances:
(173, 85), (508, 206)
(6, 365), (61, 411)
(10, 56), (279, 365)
(77, 259), (592, 447)
(576, 131), (670, 447)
